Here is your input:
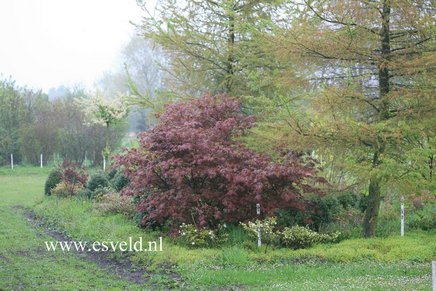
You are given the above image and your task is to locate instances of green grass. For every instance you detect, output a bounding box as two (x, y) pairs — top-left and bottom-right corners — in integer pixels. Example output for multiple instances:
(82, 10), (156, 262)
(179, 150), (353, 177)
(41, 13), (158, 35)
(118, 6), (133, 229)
(0, 164), (52, 176)
(0, 167), (141, 290)
(179, 261), (431, 289)
(1, 166), (435, 289)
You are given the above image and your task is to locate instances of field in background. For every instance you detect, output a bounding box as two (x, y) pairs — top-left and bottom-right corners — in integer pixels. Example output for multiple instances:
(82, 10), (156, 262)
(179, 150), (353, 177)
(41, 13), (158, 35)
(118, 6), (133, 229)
(0, 167), (434, 289)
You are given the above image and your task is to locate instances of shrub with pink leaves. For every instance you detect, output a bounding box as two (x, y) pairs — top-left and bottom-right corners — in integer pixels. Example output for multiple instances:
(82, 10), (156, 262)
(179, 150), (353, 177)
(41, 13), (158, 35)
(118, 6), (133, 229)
(60, 159), (88, 196)
(114, 94), (323, 230)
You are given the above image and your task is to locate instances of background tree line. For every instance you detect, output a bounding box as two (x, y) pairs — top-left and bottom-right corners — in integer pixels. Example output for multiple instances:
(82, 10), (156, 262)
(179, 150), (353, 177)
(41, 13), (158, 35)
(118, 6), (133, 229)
(0, 78), (126, 166)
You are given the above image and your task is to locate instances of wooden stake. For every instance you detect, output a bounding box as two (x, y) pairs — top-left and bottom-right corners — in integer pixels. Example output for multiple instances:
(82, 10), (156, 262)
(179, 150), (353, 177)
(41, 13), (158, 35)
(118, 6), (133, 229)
(432, 261), (436, 291)
(256, 203), (261, 248)
(401, 196), (404, 237)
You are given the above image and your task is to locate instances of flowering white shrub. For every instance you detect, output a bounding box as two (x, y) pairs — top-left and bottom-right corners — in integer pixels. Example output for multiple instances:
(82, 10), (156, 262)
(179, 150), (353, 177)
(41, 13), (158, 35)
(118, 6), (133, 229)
(178, 223), (228, 248)
(240, 217), (280, 246)
(241, 217), (341, 249)
(77, 93), (128, 127)
(76, 93), (128, 167)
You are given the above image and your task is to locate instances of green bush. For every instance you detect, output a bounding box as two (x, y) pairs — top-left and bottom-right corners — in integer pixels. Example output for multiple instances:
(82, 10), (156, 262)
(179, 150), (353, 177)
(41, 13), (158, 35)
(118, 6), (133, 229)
(375, 199), (435, 236)
(111, 171), (129, 191)
(241, 217), (341, 250)
(178, 223), (228, 248)
(276, 192), (363, 232)
(51, 182), (84, 197)
(91, 186), (115, 199)
(280, 226), (319, 249)
(319, 210), (363, 240)
(408, 203), (436, 231)
(281, 226), (341, 249)
(107, 168), (118, 180)
(317, 231), (341, 244)
(94, 192), (135, 217)
(44, 168), (62, 195)
(337, 191), (361, 209)
(78, 188), (93, 199)
(86, 172), (109, 192)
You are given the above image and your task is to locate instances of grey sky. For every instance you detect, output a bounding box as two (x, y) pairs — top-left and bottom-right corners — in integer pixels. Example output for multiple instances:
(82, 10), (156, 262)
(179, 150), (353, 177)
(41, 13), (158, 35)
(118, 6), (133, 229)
(0, 0), (153, 92)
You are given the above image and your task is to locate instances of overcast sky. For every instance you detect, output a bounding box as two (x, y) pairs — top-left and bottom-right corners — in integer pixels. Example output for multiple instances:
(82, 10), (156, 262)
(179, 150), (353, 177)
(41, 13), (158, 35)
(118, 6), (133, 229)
(0, 0), (154, 92)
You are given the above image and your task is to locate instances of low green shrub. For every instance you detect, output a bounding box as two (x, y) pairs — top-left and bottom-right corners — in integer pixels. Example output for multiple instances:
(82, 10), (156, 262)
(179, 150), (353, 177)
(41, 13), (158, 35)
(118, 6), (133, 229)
(281, 226), (319, 249)
(242, 217), (341, 249)
(92, 186), (115, 198)
(87, 172), (109, 192)
(51, 182), (83, 197)
(78, 188), (93, 199)
(407, 203), (436, 231)
(111, 171), (129, 191)
(44, 168), (62, 195)
(317, 231), (341, 244)
(319, 221), (362, 241)
(281, 226), (341, 249)
(107, 168), (118, 180)
(178, 223), (228, 248)
(94, 192), (135, 217)
(276, 191), (364, 232)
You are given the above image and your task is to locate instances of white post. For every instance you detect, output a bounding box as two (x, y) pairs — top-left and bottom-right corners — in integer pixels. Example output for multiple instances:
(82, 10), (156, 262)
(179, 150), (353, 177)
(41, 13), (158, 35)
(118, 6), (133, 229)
(401, 196), (404, 237)
(40, 153), (43, 168)
(432, 261), (436, 291)
(103, 156), (106, 172)
(256, 203), (261, 248)
(10, 154), (13, 169)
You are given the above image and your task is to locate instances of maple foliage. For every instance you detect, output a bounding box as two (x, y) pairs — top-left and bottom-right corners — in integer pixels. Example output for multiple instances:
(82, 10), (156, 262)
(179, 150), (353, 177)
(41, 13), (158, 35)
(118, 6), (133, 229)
(114, 94), (322, 229)
(60, 159), (88, 195)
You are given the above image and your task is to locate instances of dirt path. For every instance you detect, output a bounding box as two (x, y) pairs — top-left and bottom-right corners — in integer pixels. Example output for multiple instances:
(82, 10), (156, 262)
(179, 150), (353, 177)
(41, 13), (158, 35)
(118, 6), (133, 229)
(23, 207), (154, 286)
(0, 205), (145, 289)
(0, 174), (153, 289)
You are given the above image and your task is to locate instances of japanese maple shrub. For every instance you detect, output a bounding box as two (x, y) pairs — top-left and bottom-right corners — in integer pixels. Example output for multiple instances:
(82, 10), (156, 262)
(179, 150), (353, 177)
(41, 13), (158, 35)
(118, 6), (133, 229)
(115, 94), (322, 229)
(59, 159), (88, 196)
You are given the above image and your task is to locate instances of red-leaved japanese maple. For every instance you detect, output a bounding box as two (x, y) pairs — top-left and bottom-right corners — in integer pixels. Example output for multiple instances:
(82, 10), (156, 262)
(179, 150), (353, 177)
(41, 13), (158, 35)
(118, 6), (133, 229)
(114, 94), (321, 229)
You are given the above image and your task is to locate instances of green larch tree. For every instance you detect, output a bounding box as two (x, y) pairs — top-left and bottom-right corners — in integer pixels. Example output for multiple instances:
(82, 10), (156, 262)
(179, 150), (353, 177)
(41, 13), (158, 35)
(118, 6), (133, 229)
(269, 0), (435, 237)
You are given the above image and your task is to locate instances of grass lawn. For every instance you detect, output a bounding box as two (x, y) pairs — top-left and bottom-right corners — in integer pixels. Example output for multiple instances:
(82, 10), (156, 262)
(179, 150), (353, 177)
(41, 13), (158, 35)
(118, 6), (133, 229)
(1, 166), (435, 289)
(0, 166), (141, 290)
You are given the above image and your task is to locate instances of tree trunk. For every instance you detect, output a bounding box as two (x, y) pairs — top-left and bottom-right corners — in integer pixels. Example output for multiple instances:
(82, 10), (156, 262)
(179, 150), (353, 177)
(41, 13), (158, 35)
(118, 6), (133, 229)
(378, 0), (391, 118)
(363, 175), (382, 237)
(225, 3), (236, 93)
(363, 0), (391, 238)
(363, 148), (383, 237)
